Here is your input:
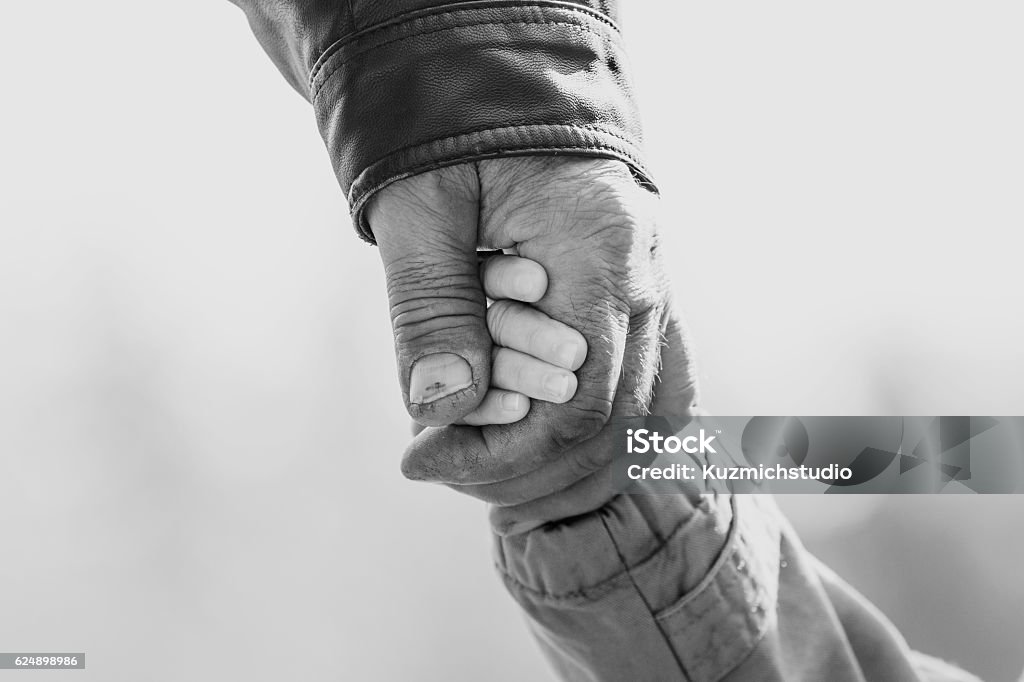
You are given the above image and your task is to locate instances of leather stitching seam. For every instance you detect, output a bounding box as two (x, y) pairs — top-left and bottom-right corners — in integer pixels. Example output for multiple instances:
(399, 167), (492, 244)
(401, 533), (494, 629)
(309, 1), (620, 84)
(353, 121), (642, 167)
(311, 19), (622, 103)
(352, 143), (648, 208)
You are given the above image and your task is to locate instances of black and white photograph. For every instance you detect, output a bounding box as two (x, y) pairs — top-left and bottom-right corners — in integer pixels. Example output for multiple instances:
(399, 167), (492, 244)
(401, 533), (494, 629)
(1, 1), (1022, 680)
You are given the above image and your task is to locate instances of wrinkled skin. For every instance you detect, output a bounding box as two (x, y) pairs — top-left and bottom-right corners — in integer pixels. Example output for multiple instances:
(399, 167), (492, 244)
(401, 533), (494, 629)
(367, 157), (699, 512)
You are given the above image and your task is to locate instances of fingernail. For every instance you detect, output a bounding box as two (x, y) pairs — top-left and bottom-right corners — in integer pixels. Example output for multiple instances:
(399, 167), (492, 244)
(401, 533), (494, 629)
(543, 373), (571, 401)
(501, 392), (525, 411)
(409, 353), (473, 404)
(554, 342), (580, 369)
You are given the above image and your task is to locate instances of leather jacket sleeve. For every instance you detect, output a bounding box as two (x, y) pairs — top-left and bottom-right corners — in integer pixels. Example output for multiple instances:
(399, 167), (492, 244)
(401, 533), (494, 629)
(229, 0), (654, 244)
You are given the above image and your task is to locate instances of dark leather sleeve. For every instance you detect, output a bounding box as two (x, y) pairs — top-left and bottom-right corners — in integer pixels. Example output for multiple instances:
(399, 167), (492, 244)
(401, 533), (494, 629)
(230, 0), (654, 243)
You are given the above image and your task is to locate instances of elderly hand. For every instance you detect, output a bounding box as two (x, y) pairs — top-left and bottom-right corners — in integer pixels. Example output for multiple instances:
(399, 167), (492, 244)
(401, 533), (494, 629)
(368, 156), (699, 502)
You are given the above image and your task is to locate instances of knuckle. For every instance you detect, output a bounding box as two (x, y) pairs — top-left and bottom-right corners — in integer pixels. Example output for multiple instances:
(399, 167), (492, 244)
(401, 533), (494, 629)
(489, 302), (542, 355)
(392, 311), (483, 349)
(519, 317), (544, 356)
(386, 256), (478, 301)
(491, 346), (520, 384)
(553, 291), (629, 345)
(628, 298), (664, 334)
(387, 265), (484, 344)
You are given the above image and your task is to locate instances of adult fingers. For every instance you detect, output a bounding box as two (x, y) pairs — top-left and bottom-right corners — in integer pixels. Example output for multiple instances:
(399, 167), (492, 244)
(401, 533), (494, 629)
(367, 165), (492, 427)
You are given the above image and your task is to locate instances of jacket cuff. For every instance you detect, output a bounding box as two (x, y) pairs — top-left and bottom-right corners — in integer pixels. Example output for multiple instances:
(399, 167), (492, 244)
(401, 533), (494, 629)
(309, 1), (654, 244)
(494, 494), (782, 681)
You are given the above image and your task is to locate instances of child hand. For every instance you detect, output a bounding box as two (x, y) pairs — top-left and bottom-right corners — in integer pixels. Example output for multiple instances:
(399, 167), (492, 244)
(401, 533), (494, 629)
(456, 253), (588, 427)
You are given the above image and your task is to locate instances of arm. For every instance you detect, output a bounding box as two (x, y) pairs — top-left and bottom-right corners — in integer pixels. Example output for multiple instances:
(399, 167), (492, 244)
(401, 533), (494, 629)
(489, 331), (981, 681)
(230, 0), (685, 501)
(495, 492), (960, 681)
(227, 4), (977, 680)
(230, 0), (653, 244)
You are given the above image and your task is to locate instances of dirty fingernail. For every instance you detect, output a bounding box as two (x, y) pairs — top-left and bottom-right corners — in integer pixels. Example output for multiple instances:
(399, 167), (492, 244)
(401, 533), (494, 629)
(409, 353), (473, 404)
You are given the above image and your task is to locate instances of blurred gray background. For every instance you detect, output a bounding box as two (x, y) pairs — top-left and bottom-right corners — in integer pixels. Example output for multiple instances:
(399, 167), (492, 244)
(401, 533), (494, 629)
(1, 2), (1022, 680)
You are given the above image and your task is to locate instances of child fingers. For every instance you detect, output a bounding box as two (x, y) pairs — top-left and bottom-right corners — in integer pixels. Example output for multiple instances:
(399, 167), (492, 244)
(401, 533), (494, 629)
(458, 389), (531, 426)
(487, 300), (588, 371)
(480, 255), (548, 303)
(491, 347), (578, 404)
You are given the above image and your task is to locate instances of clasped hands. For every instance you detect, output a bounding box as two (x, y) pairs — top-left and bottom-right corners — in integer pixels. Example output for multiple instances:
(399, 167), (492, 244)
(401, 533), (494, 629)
(366, 157), (698, 535)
